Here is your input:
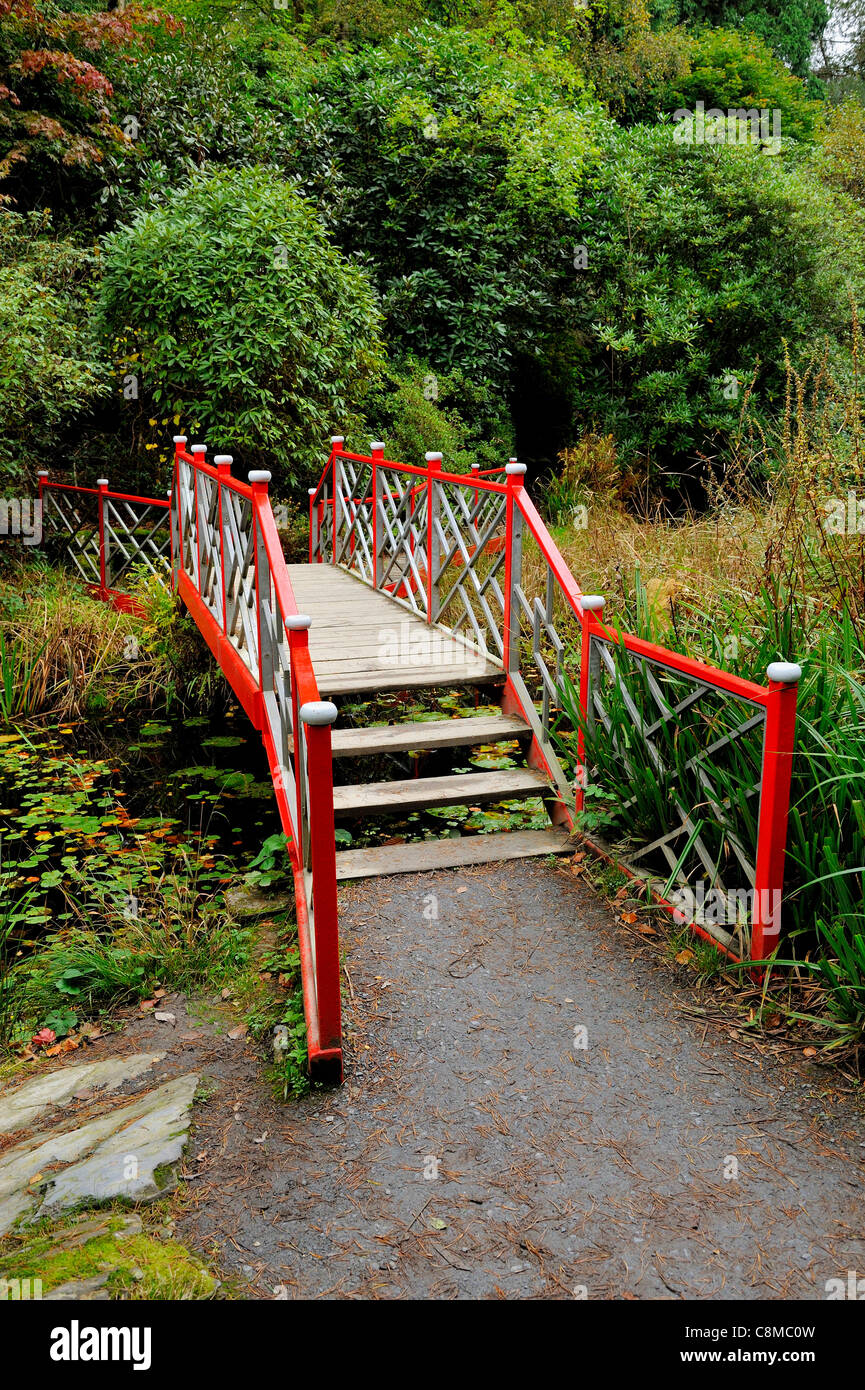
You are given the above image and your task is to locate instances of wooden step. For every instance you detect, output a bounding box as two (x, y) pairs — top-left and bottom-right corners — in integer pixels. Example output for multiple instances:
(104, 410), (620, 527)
(330, 714), (530, 759)
(332, 767), (550, 818)
(335, 827), (571, 880)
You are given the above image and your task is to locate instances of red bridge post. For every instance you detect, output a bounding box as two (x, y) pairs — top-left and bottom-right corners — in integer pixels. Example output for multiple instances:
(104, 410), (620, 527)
(750, 662), (801, 975)
(96, 477), (109, 599)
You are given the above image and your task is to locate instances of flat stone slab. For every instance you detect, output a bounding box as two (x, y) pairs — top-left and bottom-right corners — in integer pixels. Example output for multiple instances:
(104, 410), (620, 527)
(0, 1073), (199, 1236)
(0, 1054), (165, 1135)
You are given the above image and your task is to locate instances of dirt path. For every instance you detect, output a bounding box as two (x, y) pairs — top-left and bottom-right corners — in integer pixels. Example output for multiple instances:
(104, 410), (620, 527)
(151, 858), (862, 1300)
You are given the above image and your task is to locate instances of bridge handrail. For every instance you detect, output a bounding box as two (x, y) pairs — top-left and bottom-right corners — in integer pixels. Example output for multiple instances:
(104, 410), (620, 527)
(172, 439), (342, 1080)
(312, 437), (801, 971)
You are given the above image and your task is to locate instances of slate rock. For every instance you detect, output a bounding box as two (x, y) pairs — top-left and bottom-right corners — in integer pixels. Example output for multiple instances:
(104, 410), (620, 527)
(0, 1054), (165, 1135)
(0, 1073), (199, 1235)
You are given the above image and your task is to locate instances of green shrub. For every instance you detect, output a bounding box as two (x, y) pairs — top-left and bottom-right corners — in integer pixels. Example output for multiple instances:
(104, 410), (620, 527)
(99, 165), (386, 482)
(0, 209), (108, 477)
(365, 360), (514, 468)
(814, 99), (865, 205)
(653, 26), (822, 139)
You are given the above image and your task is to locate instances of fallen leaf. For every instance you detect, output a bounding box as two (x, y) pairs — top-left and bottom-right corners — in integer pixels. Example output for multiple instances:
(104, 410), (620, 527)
(675, 949), (695, 965)
(429, 1217), (447, 1230)
(637, 923), (658, 936)
(30, 1028), (55, 1048)
(228, 1024), (248, 1040)
(139, 999), (156, 1013)
(803, 1046), (818, 1058)
(621, 912), (637, 924)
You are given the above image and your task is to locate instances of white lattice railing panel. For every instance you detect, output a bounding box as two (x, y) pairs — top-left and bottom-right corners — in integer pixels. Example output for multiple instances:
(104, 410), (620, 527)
(433, 477), (507, 662)
(375, 465), (429, 617)
(334, 457), (374, 584)
(41, 487), (101, 586)
(103, 497), (171, 589)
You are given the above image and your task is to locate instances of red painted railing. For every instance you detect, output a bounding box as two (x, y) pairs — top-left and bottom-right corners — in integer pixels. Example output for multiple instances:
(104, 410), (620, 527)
(36, 471), (171, 615)
(170, 438), (342, 1081)
(311, 438), (801, 973)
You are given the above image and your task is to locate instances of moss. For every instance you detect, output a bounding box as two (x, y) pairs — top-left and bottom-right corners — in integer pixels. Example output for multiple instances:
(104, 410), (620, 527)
(0, 1207), (221, 1300)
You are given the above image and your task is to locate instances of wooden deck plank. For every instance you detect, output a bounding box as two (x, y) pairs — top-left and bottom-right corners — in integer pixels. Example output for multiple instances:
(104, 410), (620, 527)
(335, 828), (571, 880)
(286, 560), (502, 693)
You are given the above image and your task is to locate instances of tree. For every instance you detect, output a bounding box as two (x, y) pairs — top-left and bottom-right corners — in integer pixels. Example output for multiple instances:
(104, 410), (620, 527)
(677, 0), (830, 78)
(0, 0), (179, 212)
(655, 27), (822, 140)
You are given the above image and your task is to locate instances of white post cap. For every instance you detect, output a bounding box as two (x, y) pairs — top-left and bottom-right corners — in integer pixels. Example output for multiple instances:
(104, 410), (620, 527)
(213, 454), (233, 466)
(471, 462), (480, 471)
(308, 487), (317, 496)
(248, 470), (271, 484)
(285, 614), (312, 630)
(173, 435), (187, 444)
(330, 435), (344, 445)
(425, 451), (443, 462)
(37, 470), (49, 477)
(300, 700), (338, 726)
(505, 461), (526, 476)
(581, 595), (605, 612)
(370, 441), (385, 451)
(97, 478), (109, 487)
(767, 661), (802, 684)
(190, 443), (207, 455)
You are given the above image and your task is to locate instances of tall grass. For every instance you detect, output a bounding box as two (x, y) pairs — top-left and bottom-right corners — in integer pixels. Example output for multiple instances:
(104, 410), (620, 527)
(0, 556), (218, 719)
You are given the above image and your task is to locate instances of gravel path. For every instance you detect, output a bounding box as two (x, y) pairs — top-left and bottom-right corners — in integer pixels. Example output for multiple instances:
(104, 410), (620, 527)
(172, 858), (865, 1300)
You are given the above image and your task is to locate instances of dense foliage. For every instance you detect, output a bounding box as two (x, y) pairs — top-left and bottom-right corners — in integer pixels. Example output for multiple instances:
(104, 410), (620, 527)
(100, 165), (385, 479)
(0, 208), (107, 472)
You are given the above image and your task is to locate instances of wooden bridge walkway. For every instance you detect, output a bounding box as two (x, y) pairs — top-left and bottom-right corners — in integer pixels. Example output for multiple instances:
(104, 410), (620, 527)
(34, 438), (802, 1083)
